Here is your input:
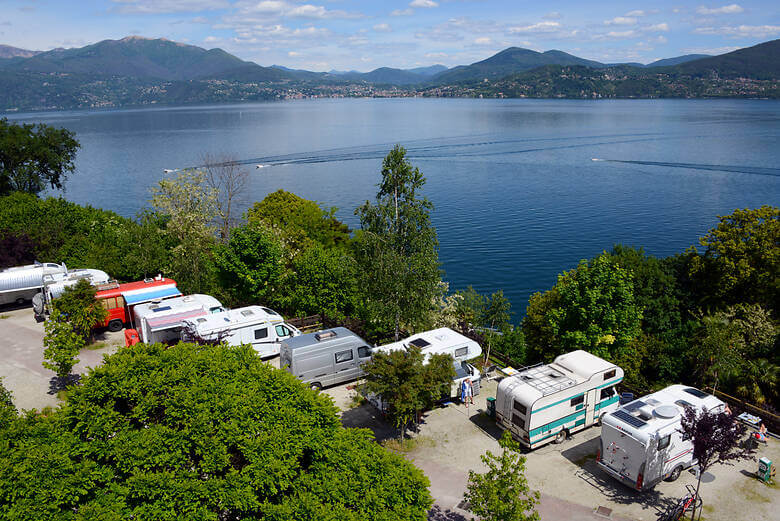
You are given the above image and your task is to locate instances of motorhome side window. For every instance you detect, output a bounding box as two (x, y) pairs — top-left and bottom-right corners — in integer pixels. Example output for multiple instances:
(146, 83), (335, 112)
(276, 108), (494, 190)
(254, 328), (268, 340)
(335, 349), (353, 363)
(570, 395), (585, 407)
(657, 434), (671, 451)
(454, 347), (469, 358)
(513, 401), (527, 415)
(275, 325), (290, 337)
(600, 386), (615, 400)
(603, 369), (616, 380)
(358, 346), (371, 358)
(511, 413), (524, 427)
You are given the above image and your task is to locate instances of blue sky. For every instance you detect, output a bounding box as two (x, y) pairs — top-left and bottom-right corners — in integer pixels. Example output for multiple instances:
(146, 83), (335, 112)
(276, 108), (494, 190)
(2, 1), (779, 70)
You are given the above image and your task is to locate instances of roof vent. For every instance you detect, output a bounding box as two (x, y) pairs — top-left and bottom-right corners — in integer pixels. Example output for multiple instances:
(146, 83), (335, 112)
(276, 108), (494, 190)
(654, 405), (679, 419)
(638, 405), (655, 420)
(315, 330), (338, 341)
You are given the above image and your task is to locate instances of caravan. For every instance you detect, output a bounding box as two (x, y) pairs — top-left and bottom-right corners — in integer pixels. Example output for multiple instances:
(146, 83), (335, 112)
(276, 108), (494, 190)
(0, 262), (67, 306)
(597, 385), (725, 490)
(495, 350), (623, 449)
(182, 305), (301, 357)
(132, 294), (225, 344)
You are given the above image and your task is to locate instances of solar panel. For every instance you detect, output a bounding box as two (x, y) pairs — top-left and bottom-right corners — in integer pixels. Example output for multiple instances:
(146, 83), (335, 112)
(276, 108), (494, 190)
(684, 388), (709, 399)
(409, 338), (431, 348)
(623, 400), (646, 412)
(613, 409), (647, 429)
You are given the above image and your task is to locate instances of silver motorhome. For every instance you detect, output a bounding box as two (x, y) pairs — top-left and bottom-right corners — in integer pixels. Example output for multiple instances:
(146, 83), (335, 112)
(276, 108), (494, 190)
(598, 385), (725, 490)
(32, 268), (112, 317)
(181, 305), (300, 358)
(0, 262), (67, 306)
(280, 327), (373, 389)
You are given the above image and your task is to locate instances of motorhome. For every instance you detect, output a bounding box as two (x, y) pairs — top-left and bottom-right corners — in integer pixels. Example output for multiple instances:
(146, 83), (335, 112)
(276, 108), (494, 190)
(132, 294), (225, 344)
(371, 327), (483, 401)
(93, 277), (180, 332)
(597, 385), (725, 490)
(495, 350), (623, 449)
(0, 262), (67, 306)
(33, 268), (112, 317)
(280, 327), (373, 389)
(181, 305), (301, 357)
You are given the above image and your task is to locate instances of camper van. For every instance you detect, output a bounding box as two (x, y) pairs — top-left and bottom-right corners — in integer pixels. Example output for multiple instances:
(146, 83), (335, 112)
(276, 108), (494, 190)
(597, 385), (725, 490)
(133, 294), (225, 344)
(495, 350), (623, 449)
(280, 327), (373, 389)
(0, 262), (67, 306)
(181, 305), (301, 357)
(371, 327), (483, 401)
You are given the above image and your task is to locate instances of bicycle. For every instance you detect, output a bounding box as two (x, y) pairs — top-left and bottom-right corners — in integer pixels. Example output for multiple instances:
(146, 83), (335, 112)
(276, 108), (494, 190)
(657, 485), (702, 521)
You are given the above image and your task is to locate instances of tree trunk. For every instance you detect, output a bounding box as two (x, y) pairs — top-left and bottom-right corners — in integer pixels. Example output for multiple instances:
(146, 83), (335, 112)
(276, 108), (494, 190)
(395, 310), (400, 341)
(691, 468), (703, 520)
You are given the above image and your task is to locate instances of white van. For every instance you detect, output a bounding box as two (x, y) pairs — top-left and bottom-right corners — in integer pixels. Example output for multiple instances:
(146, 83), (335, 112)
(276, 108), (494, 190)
(181, 305), (300, 358)
(597, 385), (725, 490)
(496, 350), (623, 449)
(133, 294), (225, 344)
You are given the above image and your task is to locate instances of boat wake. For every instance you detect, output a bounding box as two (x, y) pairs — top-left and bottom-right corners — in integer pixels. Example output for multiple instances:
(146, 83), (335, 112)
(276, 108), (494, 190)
(591, 159), (780, 178)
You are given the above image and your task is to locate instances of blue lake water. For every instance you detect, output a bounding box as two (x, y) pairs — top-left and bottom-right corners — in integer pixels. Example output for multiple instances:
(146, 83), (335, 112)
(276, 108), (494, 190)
(8, 98), (780, 319)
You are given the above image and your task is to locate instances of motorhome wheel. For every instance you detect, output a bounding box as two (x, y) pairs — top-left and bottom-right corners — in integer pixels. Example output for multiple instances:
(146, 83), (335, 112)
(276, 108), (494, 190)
(665, 466), (683, 482)
(553, 430), (567, 444)
(15, 297), (26, 306)
(596, 412), (606, 426)
(309, 382), (322, 391)
(108, 319), (124, 332)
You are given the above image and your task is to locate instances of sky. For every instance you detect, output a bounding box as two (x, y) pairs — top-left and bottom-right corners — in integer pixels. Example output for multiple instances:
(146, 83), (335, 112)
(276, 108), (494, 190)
(1, 1), (779, 71)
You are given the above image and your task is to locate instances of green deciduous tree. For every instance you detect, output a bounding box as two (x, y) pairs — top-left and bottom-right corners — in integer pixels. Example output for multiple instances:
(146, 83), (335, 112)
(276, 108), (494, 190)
(355, 145), (442, 340)
(53, 278), (107, 341)
(0, 377), (15, 429)
(481, 290), (512, 366)
(1, 342), (433, 520)
(464, 430), (540, 521)
(42, 309), (85, 383)
(0, 118), (79, 196)
(362, 345), (455, 438)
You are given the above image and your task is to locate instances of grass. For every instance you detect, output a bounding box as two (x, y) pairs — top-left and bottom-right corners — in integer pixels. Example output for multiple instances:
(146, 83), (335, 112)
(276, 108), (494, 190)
(381, 435), (436, 453)
(83, 340), (121, 351)
(348, 392), (367, 409)
(0, 314), (8, 319)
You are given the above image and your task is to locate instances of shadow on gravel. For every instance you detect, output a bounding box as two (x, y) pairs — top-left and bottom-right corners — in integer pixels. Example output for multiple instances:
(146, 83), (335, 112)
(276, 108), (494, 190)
(559, 438), (677, 517)
(339, 403), (397, 442)
(468, 409), (503, 441)
(48, 374), (80, 394)
(427, 504), (468, 521)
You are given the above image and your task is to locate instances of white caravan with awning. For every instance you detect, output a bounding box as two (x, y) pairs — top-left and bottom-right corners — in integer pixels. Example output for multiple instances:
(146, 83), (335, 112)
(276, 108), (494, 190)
(133, 294), (225, 344)
(496, 350), (623, 449)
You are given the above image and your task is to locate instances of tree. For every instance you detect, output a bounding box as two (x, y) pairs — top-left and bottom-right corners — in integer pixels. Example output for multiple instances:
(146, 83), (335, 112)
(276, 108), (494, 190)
(0, 118), (79, 196)
(362, 345), (455, 438)
(0, 342), (433, 520)
(0, 231), (36, 269)
(213, 224), (283, 306)
(455, 286), (486, 330)
(355, 145), (442, 340)
(481, 290), (512, 366)
(201, 153), (249, 242)
(464, 430), (540, 521)
(0, 377), (15, 429)
(678, 407), (752, 521)
(53, 278), (107, 342)
(42, 309), (85, 384)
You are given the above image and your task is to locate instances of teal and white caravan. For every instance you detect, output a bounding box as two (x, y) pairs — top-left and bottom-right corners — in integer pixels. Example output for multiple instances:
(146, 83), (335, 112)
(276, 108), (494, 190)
(495, 350), (623, 449)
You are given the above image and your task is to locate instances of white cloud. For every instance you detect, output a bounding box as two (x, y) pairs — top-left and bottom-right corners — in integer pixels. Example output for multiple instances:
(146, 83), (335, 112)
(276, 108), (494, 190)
(425, 52), (448, 59)
(111, 0), (229, 14)
(693, 24), (780, 37)
(373, 23), (391, 33)
(474, 37), (491, 45)
(605, 16), (637, 26)
(410, 0), (438, 8)
(288, 51), (300, 56)
(605, 30), (638, 39)
(508, 21), (561, 34)
(391, 8), (414, 16)
(696, 4), (744, 15)
(645, 23), (669, 32)
(203, 35), (219, 43)
(626, 10), (645, 17)
(681, 45), (739, 55)
(543, 11), (561, 20)
(233, 1), (362, 20)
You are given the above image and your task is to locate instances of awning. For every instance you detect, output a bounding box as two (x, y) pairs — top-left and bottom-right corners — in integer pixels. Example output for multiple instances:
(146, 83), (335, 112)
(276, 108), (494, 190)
(147, 309), (206, 332)
(123, 284), (181, 306)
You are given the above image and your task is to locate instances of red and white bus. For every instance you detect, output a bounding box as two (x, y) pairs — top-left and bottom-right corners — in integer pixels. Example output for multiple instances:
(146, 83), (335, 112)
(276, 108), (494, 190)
(95, 277), (180, 332)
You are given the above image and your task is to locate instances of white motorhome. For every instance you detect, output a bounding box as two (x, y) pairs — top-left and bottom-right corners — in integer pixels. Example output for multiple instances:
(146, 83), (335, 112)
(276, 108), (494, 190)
(132, 294), (225, 344)
(597, 385), (725, 491)
(496, 350), (623, 449)
(371, 327), (483, 402)
(0, 262), (67, 306)
(181, 305), (301, 358)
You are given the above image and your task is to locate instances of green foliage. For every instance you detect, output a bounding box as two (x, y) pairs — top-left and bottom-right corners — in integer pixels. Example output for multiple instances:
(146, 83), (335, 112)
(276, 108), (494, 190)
(53, 278), (107, 340)
(455, 286), (485, 328)
(278, 243), (359, 319)
(362, 345), (455, 437)
(0, 342), (432, 520)
(214, 224), (283, 306)
(464, 430), (540, 521)
(490, 327), (528, 366)
(247, 189), (350, 251)
(0, 377), (15, 429)
(0, 231), (36, 269)
(523, 254), (643, 362)
(0, 118), (79, 196)
(355, 145), (442, 339)
(42, 309), (85, 380)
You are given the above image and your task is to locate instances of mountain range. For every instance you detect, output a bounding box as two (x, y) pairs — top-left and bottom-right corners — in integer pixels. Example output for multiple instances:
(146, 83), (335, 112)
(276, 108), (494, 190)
(0, 36), (778, 111)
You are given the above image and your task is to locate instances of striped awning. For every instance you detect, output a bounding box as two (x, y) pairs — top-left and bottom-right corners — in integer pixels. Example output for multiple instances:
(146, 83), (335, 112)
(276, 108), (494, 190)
(123, 284), (181, 305)
(147, 309), (206, 331)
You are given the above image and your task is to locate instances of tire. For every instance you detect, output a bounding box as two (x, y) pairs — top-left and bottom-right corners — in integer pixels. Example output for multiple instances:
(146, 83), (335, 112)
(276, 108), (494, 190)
(15, 297), (26, 306)
(596, 412), (606, 426)
(553, 429), (567, 444)
(665, 466), (683, 482)
(107, 319), (124, 332)
(309, 382), (323, 391)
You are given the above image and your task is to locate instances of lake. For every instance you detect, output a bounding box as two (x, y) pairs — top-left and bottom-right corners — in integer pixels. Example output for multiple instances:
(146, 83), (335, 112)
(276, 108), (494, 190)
(8, 98), (780, 319)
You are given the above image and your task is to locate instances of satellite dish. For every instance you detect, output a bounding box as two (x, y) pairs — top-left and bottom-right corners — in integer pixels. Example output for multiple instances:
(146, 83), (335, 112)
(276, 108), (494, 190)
(655, 405), (679, 419)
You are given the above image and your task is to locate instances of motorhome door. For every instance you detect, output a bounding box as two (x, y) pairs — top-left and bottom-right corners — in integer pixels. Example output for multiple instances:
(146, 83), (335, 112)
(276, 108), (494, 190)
(585, 389), (596, 426)
(333, 346), (359, 383)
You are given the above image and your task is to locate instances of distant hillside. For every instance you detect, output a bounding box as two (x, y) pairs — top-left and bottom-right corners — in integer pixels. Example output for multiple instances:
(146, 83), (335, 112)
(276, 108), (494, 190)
(646, 54), (710, 67)
(433, 47), (605, 83)
(675, 39), (780, 79)
(407, 64), (448, 77)
(3, 36), (279, 81)
(0, 44), (40, 59)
